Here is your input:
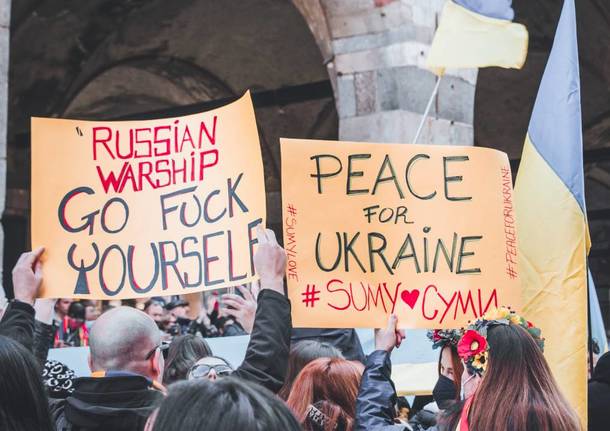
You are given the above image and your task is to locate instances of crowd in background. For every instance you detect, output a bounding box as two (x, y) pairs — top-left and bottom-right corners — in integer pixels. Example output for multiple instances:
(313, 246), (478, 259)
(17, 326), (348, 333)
(0, 228), (605, 431)
(41, 281), (259, 351)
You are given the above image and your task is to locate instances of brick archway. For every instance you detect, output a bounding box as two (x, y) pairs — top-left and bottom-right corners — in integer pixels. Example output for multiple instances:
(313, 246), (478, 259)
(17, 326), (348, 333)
(293, 0), (477, 146)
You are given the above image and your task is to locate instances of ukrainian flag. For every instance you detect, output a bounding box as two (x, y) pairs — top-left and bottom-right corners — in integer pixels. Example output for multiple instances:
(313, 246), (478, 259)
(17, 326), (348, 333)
(514, 0), (588, 422)
(427, 0), (528, 75)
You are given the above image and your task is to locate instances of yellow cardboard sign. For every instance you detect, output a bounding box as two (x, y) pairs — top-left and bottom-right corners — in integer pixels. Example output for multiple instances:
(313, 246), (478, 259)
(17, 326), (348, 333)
(32, 93), (265, 299)
(281, 138), (520, 329)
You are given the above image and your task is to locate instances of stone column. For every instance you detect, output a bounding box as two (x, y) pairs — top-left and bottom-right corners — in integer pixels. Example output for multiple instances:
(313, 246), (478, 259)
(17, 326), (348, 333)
(0, 0), (9, 298)
(319, 0), (478, 145)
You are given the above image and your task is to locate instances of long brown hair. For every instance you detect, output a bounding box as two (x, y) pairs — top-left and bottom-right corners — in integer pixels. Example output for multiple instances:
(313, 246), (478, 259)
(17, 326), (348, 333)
(286, 357), (364, 431)
(438, 344), (464, 399)
(467, 324), (582, 431)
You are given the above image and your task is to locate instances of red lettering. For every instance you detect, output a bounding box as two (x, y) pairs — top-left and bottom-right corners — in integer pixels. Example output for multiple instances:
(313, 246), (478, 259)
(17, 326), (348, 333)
(422, 284), (439, 321)
(92, 127), (115, 160)
(327, 279), (351, 311)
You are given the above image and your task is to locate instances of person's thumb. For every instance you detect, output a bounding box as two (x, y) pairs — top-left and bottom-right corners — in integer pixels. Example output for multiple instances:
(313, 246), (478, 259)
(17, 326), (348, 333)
(34, 260), (43, 280)
(387, 314), (397, 332)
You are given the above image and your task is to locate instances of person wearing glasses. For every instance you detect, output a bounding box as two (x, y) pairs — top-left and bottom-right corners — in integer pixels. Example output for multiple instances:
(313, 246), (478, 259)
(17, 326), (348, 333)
(49, 305), (168, 431)
(180, 227), (292, 394)
(1, 226), (290, 431)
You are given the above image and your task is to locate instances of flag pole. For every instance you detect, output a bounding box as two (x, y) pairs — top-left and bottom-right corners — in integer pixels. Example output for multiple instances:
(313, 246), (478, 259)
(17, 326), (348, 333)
(587, 264), (594, 375)
(412, 75), (442, 145)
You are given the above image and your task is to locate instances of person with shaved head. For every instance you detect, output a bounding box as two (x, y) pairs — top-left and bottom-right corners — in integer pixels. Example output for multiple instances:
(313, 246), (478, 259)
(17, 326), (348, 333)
(0, 226), (290, 431)
(49, 304), (167, 431)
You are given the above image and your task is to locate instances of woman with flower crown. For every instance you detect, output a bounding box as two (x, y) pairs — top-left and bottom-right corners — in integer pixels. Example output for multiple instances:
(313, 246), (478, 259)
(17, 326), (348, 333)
(408, 329), (464, 431)
(435, 306), (581, 431)
(354, 308), (582, 431)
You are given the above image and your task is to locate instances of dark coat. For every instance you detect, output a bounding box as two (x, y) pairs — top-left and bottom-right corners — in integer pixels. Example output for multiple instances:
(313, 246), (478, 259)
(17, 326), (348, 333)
(0, 289), (291, 430)
(50, 289), (292, 430)
(355, 350), (408, 431)
(589, 351), (610, 431)
(50, 373), (164, 431)
(231, 289), (292, 393)
(0, 300), (36, 349)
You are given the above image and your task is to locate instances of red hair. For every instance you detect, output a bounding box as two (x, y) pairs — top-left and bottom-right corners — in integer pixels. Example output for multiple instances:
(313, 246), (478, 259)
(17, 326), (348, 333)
(286, 357), (364, 431)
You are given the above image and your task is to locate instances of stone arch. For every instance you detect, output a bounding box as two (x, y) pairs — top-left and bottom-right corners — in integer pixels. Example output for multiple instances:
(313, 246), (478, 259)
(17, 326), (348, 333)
(5, 0), (340, 292)
(61, 56), (235, 118)
(292, 0), (477, 146)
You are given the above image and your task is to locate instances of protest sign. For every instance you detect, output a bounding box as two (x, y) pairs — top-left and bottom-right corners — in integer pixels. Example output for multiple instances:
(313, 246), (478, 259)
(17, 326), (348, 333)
(281, 138), (520, 329)
(32, 93), (265, 299)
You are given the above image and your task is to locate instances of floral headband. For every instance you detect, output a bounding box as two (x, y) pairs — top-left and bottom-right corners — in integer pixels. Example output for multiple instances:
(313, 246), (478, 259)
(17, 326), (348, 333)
(426, 329), (463, 350)
(457, 306), (544, 376)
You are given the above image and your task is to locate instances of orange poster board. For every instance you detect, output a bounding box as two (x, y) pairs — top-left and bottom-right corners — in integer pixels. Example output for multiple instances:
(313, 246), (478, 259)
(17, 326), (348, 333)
(32, 93), (265, 299)
(281, 138), (520, 329)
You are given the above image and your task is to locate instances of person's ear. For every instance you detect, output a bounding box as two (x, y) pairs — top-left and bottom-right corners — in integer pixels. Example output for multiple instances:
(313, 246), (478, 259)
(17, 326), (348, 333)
(151, 349), (163, 383)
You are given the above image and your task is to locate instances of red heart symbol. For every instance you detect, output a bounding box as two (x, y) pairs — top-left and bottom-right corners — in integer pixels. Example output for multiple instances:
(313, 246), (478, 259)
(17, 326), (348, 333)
(401, 289), (420, 309)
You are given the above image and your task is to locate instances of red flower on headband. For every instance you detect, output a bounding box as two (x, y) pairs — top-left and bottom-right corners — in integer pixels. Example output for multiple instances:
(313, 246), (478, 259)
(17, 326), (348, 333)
(457, 330), (487, 359)
(432, 330), (442, 342)
(527, 321), (534, 328)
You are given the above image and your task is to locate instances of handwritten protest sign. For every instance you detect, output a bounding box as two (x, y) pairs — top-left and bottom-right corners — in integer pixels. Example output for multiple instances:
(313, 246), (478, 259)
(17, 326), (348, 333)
(32, 93), (265, 299)
(281, 138), (520, 329)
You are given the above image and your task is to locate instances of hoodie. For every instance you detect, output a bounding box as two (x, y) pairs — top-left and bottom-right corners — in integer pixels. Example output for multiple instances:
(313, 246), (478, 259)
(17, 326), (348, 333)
(50, 372), (164, 431)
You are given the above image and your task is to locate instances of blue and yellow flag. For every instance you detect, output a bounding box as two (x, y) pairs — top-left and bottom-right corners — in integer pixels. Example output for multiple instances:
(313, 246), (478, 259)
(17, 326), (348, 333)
(514, 0), (588, 422)
(427, 0), (528, 75)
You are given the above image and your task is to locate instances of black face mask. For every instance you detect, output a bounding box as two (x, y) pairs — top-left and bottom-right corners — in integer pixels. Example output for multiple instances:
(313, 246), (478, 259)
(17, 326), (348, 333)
(432, 374), (456, 409)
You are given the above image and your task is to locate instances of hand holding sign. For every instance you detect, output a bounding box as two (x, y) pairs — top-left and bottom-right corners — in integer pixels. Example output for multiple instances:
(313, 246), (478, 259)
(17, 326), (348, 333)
(375, 314), (406, 353)
(222, 285), (257, 333)
(254, 227), (286, 295)
(32, 93), (266, 299)
(13, 247), (45, 305)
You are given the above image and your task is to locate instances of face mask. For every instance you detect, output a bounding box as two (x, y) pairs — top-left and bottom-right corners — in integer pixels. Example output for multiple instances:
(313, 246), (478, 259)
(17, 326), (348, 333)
(460, 373), (476, 401)
(433, 374), (456, 408)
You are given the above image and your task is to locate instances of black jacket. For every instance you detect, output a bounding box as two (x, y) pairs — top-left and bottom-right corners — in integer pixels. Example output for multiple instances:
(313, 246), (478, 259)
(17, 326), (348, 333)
(589, 351), (610, 431)
(50, 289), (291, 430)
(50, 373), (164, 431)
(355, 350), (408, 431)
(34, 320), (56, 365)
(0, 289), (290, 430)
(232, 289), (291, 393)
(0, 300), (36, 350)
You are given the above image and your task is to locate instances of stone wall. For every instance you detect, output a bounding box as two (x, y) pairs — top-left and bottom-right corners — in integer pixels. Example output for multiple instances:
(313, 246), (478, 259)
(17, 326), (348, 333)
(0, 0), (9, 297)
(295, 0), (478, 145)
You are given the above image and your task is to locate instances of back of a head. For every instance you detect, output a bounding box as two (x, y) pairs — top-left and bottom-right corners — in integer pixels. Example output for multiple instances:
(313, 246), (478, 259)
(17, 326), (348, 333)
(279, 340), (344, 399)
(0, 336), (53, 431)
(68, 301), (86, 320)
(163, 334), (212, 384)
(592, 351), (610, 384)
(89, 306), (159, 374)
(286, 357), (364, 431)
(469, 324), (581, 431)
(151, 378), (301, 431)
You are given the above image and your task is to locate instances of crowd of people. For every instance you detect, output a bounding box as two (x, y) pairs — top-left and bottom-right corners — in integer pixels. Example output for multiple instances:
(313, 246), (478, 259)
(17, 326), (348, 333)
(41, 279), (256, 351)
(0, 227), (604, 430)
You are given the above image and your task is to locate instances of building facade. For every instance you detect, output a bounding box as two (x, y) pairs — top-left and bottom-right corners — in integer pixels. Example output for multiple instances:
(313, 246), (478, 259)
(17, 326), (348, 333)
(1, 0), (608, 326)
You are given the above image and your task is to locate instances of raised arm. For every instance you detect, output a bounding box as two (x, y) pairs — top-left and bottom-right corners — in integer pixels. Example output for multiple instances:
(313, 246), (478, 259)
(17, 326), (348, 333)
(355, 314), (408, 431)
(0, 247), (44, 351)
(33, 298), (57, 365)
(232, 228), (291, 393)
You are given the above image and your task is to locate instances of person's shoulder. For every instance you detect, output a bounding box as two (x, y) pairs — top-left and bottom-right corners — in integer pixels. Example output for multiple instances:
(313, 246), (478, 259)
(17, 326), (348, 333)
(48, 397), (69, 429)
